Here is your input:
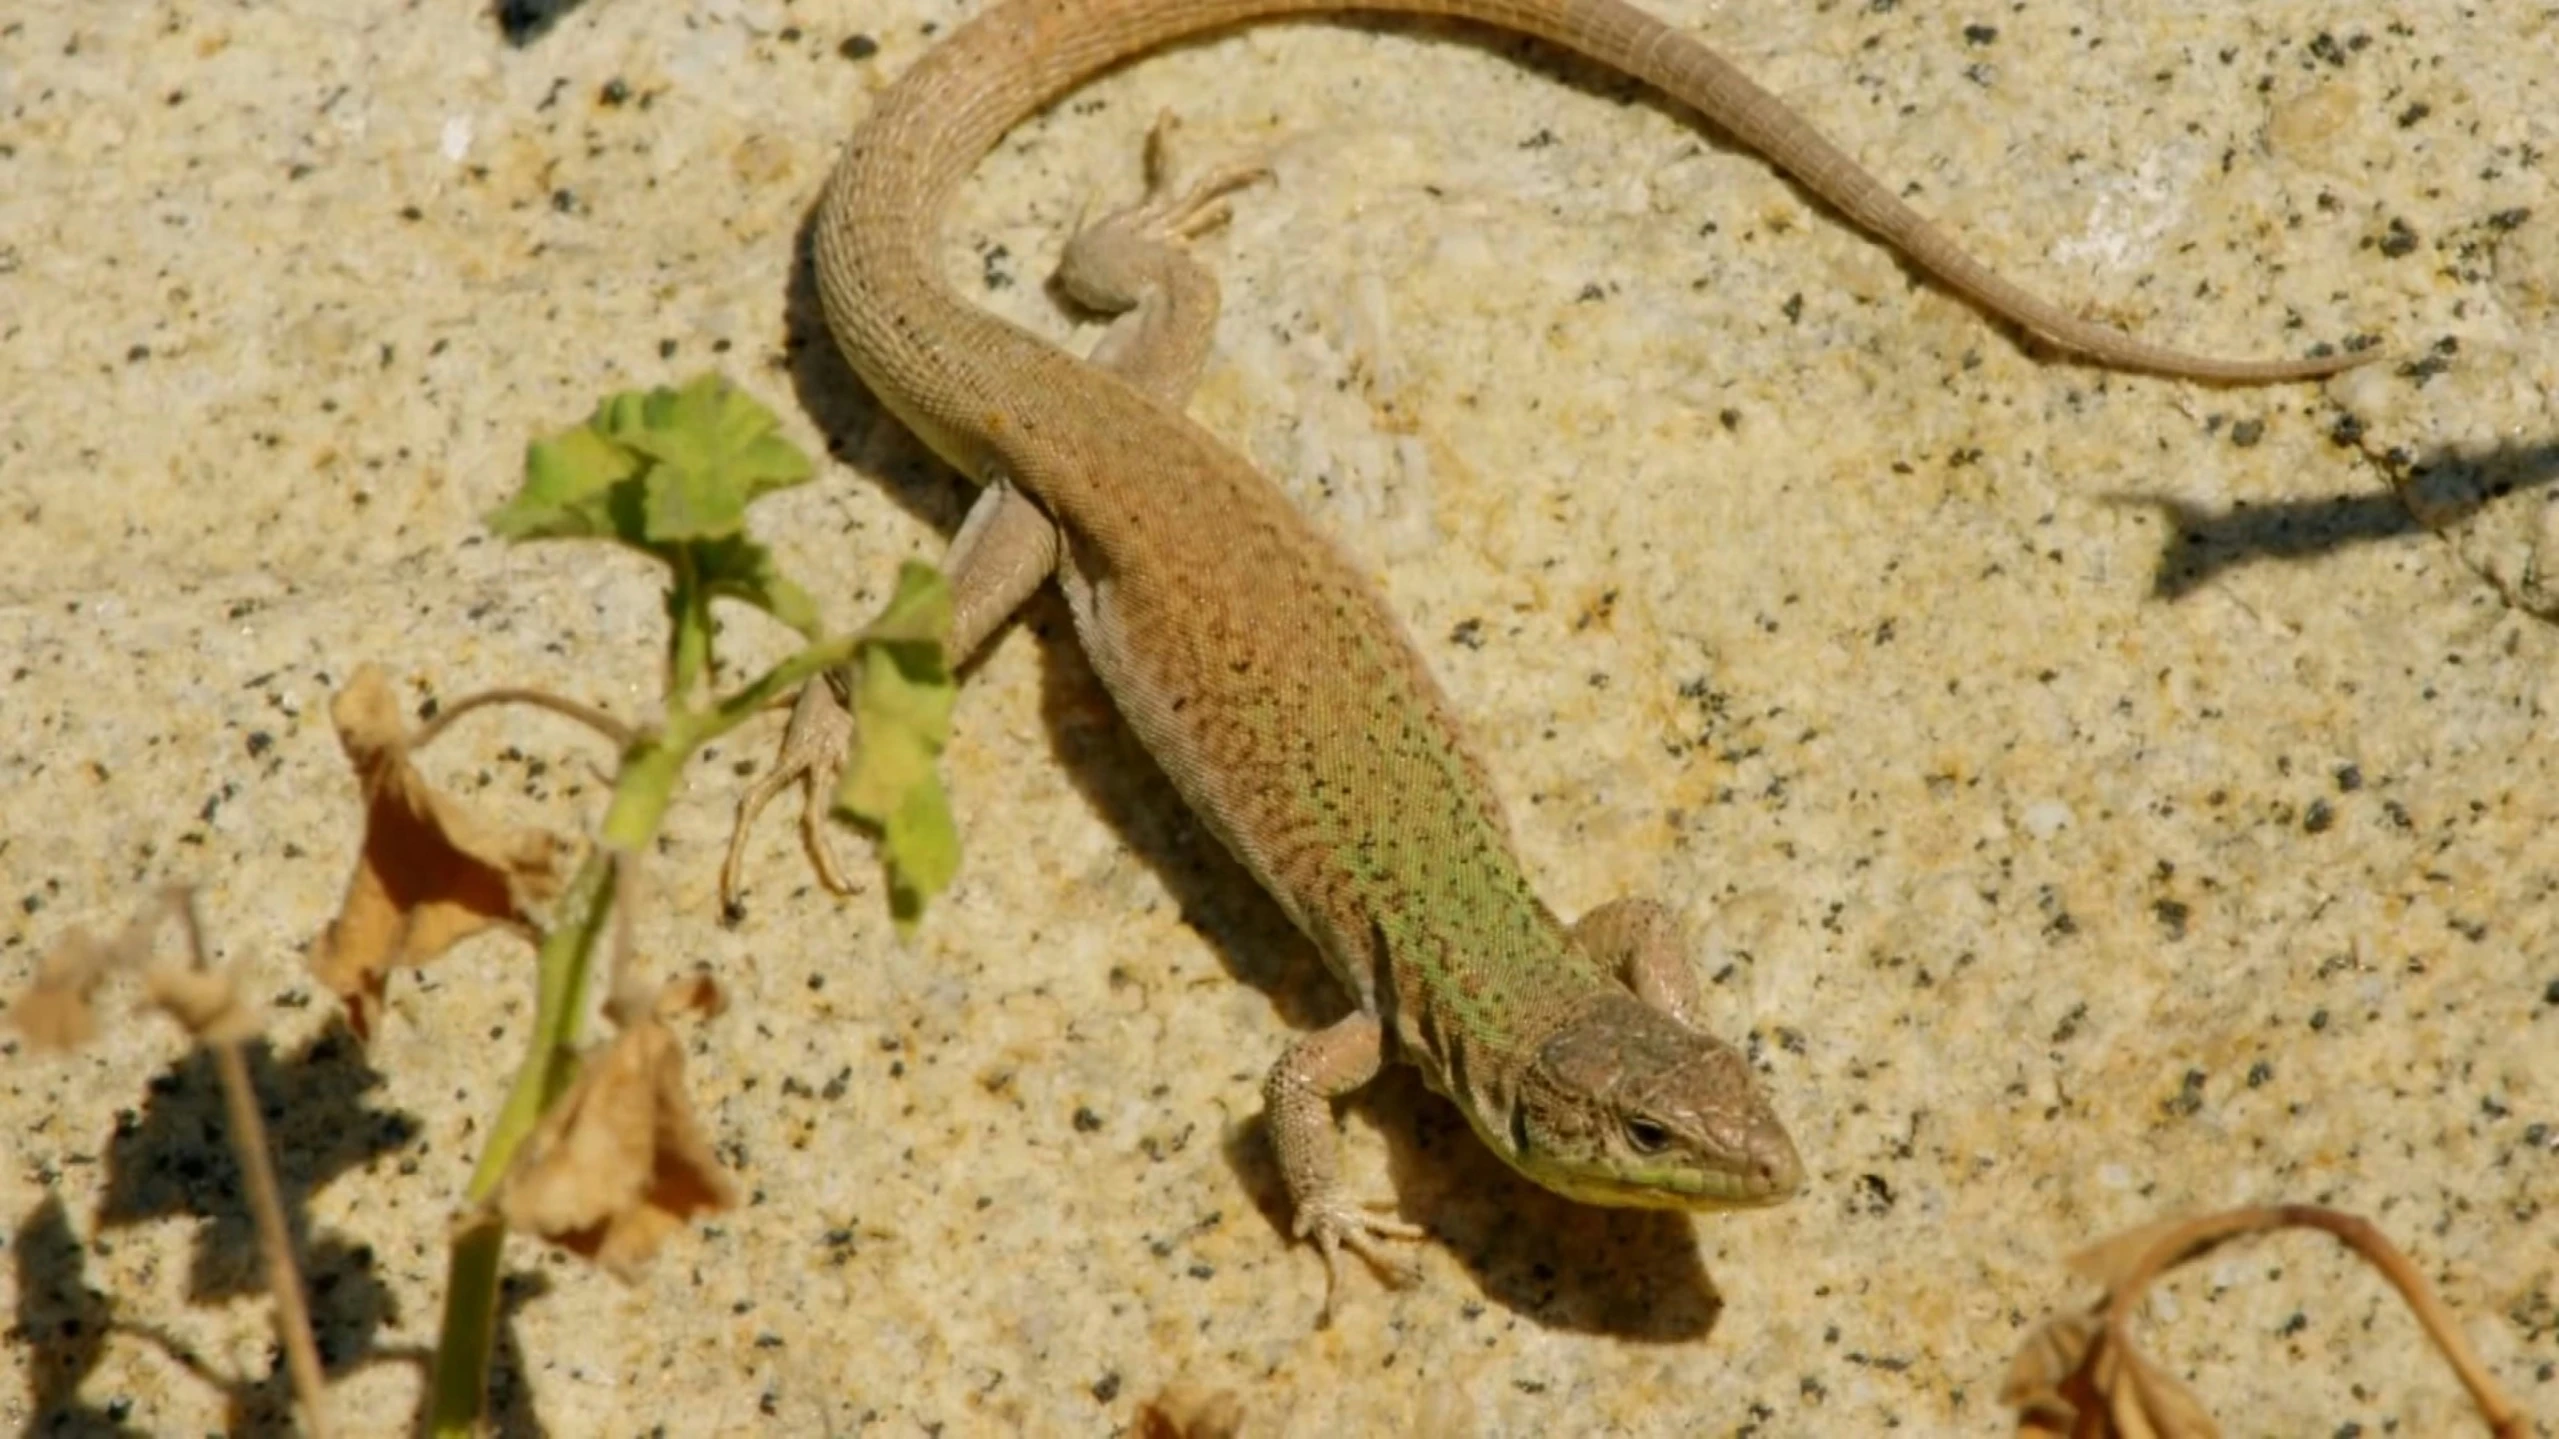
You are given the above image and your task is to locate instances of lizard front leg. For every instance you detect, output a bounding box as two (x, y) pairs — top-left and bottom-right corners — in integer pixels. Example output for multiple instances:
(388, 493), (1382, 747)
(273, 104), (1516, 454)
(1262, 1010), (1428, 1324)
(1568, 896), (1704, 1028)
(719, 480), (1058, 900)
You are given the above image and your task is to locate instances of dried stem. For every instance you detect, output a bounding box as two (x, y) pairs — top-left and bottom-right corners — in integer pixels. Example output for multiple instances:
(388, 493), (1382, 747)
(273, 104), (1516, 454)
(410, 687), (635, 752)
(171, 892), (331, 1438)
(2104, 1204), (2523, 1437)
(210, 1039), (330, 1434)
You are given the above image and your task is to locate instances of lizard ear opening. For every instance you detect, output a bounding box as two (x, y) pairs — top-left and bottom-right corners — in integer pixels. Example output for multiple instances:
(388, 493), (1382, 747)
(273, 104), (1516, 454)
(1508, 1100), (1534, 1158)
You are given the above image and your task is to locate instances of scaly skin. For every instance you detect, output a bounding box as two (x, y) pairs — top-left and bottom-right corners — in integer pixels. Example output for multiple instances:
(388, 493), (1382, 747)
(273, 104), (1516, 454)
(792, 0), (2368, 1313)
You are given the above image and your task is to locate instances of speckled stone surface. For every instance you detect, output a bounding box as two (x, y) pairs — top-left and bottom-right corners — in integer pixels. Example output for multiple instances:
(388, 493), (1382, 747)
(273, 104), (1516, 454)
(4, 1), (2555, 1433)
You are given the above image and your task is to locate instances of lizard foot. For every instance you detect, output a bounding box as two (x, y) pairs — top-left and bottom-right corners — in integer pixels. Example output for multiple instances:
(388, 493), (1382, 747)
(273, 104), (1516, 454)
(719, 675), (859, 911)
(1292, 1191), (1426, 1326)
(1058, 111), (1272, 309)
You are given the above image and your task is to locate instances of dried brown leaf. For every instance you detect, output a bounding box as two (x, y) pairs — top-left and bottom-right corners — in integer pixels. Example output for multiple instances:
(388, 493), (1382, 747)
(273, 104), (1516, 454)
(1136, 1384), (1245, 1439)
(2109, 1344), (2218, 1439)
(10, 930), (112, 1051)
(309, 665), (569, 1039)
(649, 971), (726, 1023)
(2002, 1308), (2103, 1437)
(2009, 1209), (2236, 1439)
(495, 979), (737, 1279)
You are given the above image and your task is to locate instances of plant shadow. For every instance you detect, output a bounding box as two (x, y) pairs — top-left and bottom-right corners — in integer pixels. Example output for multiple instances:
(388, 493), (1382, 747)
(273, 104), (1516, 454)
(8, 1016), (547, 1434)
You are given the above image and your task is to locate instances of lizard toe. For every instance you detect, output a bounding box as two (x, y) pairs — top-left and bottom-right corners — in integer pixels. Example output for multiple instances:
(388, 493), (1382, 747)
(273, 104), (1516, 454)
(1295, 1193), (1425, 1323)
(721, 679), (861, 910)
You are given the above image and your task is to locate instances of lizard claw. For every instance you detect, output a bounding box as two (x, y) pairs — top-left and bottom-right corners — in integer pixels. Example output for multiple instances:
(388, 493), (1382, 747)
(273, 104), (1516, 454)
(1293, 1191), (1425, 1325)
(1132, 109), (1274, 242)
(720, 677), (860, 911)
(1059, 111), (1273, 313)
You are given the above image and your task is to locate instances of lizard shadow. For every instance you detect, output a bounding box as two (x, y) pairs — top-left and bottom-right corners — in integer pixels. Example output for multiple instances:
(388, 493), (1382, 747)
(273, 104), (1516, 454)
(2110, 434), (2559, 600)
(1027, 602), (1724, 1341)
(1221, 1068), (1727, 1340)
(779, 208), (1725, 1342)
(492, 0), (585, 47)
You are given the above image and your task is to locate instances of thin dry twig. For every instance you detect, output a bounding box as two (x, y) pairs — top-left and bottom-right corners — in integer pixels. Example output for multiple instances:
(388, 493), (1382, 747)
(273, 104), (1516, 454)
(171, 893), (331, 1437)
(2102, 1206), (2524, 1438)
(2004, 1203), (2525, 1438)
(408, 685), (636, 751)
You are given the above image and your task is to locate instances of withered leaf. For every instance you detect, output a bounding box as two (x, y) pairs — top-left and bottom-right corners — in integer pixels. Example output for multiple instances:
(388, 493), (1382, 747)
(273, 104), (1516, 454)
(1136, 1384), (1246, 1439)
(2002, 1304), (2221, 1439)
(11, 899), (187, 1052)
(2005, 1210), (2252, 1439)
(2001, 1308), (2103, 1438)
(2104, 1342), (2218, 1439)
(309, 666), (568, 1039)
(495, 976), (736, 1279)
(9, 930), (112, 1051)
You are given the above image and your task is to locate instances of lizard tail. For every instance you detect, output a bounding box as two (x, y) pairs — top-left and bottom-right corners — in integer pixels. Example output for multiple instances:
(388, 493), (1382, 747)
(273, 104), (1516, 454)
(818, 0), (2369, 408)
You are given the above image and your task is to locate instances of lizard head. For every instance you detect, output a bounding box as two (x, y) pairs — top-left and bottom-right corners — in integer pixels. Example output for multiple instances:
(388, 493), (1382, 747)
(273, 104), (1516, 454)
(1505, 993), (1802, 1211)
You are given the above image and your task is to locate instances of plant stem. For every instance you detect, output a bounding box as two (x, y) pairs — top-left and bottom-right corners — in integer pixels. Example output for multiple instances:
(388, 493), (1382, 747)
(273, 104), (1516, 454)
(424, 1222), (506, 1439)
(420, 559), (878, 1432)
(665, 555), (709, 710)
(425, 846), (618, 1436)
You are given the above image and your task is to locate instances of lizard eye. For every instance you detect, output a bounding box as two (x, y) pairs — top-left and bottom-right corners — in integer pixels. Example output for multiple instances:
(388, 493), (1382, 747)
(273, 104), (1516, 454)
(1624, 1116), (1671, 1155)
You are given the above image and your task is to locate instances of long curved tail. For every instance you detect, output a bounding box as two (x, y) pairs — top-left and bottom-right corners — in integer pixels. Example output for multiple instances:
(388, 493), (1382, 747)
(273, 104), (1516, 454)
(822, 0), (2369, 396)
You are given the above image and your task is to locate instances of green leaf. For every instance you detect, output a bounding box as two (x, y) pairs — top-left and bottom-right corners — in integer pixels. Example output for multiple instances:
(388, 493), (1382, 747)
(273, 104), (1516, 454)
(487, 374), (825, 636)
(884, 770), (960, 929)
(616, 374), (814, 543)
(488, 422), (642, 540)
(859, 557), (959, 648)
(693, 535), (822, 640)
(832, 562), (960, 933)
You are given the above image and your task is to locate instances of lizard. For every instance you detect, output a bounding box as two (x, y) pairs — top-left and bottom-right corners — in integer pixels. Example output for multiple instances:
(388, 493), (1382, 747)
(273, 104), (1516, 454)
(734, 0), (2371, 1316)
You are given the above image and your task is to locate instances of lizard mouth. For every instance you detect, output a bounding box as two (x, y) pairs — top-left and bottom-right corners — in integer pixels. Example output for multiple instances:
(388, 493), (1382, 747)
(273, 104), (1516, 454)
(1523, 1154), (1805, 1212)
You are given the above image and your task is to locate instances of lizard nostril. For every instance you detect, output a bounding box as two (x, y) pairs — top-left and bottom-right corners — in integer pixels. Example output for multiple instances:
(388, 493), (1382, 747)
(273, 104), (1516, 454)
(1754, 1138), (1806, 1197)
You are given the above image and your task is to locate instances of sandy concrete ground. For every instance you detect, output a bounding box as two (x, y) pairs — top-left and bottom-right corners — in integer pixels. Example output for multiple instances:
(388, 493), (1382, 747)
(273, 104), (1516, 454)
(3, 0), (2553, 1432)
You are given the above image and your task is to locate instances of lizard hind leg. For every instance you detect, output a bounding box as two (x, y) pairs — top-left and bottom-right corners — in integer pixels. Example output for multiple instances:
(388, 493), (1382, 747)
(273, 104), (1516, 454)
(718, 477), (1063, 911)
(1056, 110), (1273, 405)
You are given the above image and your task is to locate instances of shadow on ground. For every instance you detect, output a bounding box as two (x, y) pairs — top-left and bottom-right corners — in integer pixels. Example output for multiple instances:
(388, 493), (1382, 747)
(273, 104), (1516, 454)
(11, 1017), (550, 1435)
(2117, 438), (2559, 601)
